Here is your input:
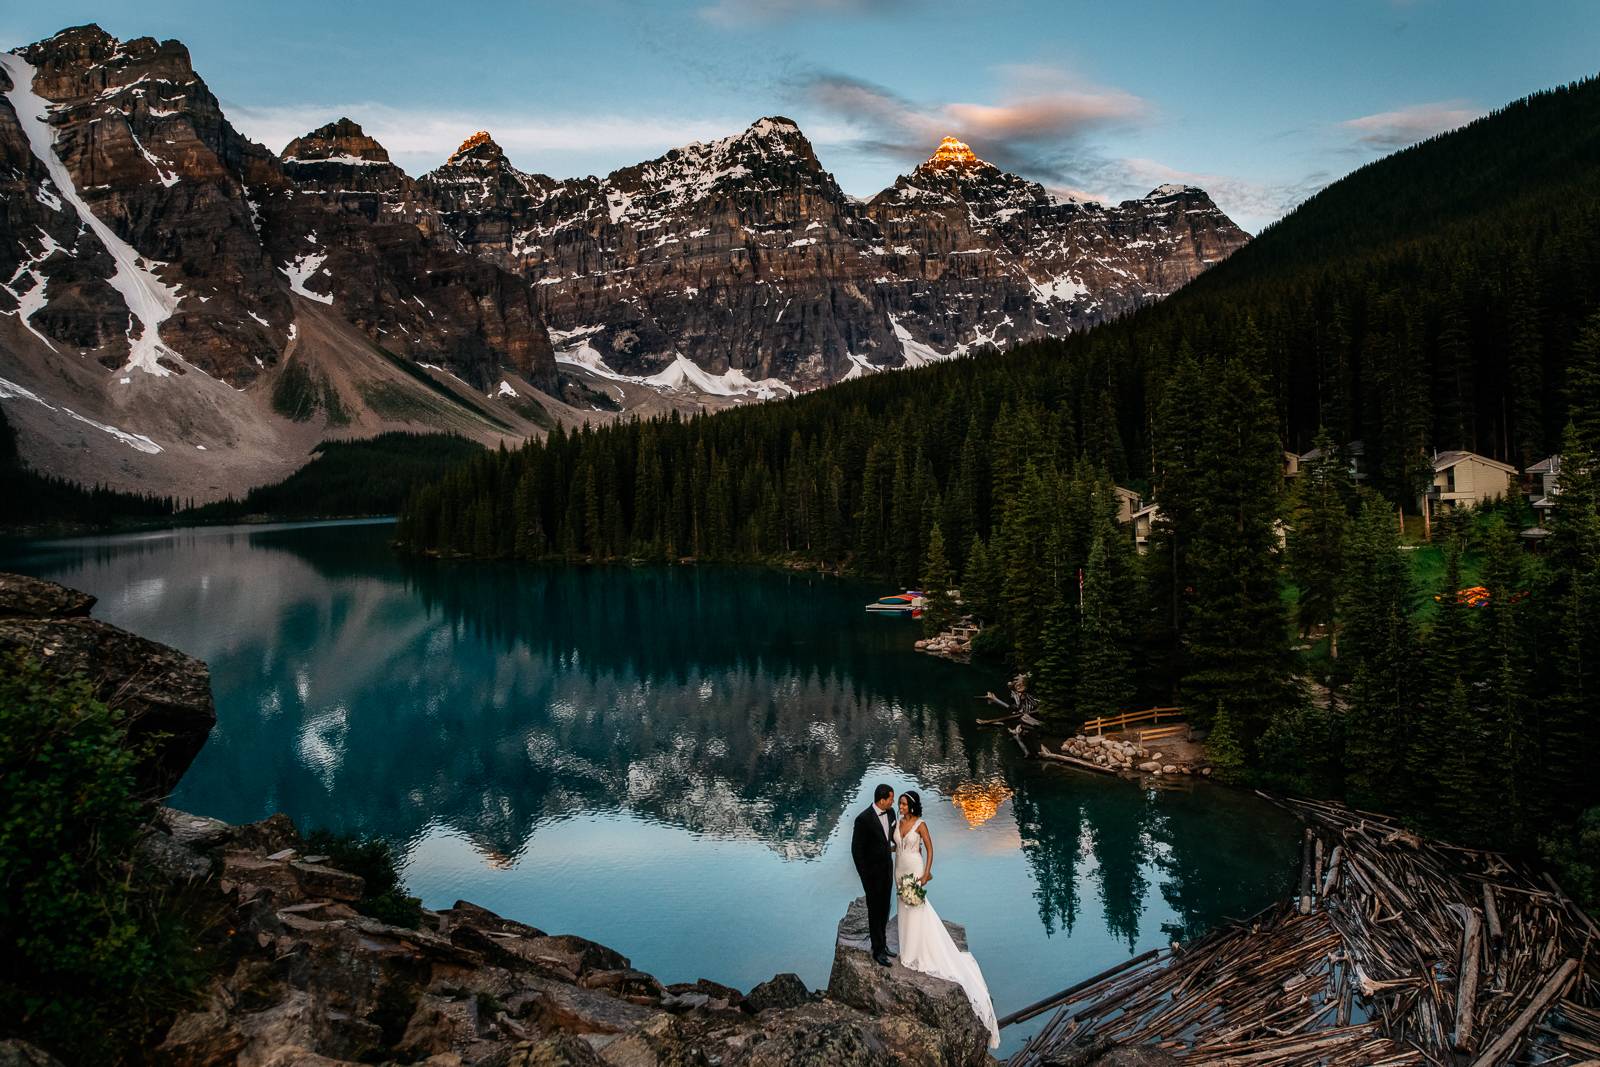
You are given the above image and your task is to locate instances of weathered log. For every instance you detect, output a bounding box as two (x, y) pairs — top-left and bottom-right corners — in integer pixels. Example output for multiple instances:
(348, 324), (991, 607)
(1453, 904), (1482, 1052)
(1467, 958), (1578, 1067)
(1482, 882), (1503, 953)
(1038, 747), (1120, 776)
(1299, 828), (1315, 915)
(1323, 844), (1344, 896)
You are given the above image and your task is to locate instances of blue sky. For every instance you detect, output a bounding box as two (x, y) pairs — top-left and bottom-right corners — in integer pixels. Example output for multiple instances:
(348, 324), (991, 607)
(7, 0), (1599, 231)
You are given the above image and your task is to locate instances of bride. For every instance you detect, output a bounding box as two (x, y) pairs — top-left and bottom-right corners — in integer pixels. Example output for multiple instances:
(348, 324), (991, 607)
(894, 790), (1001, 1049)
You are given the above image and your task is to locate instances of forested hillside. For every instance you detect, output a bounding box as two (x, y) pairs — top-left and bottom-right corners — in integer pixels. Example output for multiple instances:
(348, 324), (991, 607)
(396, 76), (1600, 898)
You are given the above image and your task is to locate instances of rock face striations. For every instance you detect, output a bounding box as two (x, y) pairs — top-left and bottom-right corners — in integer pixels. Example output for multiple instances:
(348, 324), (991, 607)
(416, 124), (1249, 390)
(0, 23), (1244, 499)
(0, 25), (556, 390)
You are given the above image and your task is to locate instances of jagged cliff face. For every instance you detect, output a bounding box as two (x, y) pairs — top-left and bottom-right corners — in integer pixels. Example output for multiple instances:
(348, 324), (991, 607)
(0, 24), (1246, 499)
(417, 127), (1248, 389)
(0, 26), (557, 393)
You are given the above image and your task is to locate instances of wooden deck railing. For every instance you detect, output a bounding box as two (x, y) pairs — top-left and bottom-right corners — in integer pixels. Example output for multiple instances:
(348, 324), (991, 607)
(1082, 706), (1183, 736)
(1138, 724), (1189, 745)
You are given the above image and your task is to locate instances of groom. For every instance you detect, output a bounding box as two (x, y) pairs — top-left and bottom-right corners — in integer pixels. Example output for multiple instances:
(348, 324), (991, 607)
(850, 783), (897, 967)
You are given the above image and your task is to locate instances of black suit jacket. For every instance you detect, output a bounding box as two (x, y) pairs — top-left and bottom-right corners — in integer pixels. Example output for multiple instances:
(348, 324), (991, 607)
(851, 804), (896, 880)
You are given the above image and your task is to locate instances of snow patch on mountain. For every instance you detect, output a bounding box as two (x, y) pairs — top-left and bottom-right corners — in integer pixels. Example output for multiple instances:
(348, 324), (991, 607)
(0, 374), (162, 453)
(279, 249), (334, 304)
(2, 52), (185, 377)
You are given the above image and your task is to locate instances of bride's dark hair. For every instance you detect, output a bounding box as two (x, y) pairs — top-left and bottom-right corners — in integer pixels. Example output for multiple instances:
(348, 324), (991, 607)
(902, 790), (923, 817)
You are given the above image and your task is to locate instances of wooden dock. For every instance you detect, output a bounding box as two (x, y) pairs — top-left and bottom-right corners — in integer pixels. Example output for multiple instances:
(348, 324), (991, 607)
(1006, 796), (1600, 1066)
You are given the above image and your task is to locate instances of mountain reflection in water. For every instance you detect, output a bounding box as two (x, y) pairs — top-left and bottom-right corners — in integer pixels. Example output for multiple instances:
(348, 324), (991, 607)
(2, 520), (1298, 1051)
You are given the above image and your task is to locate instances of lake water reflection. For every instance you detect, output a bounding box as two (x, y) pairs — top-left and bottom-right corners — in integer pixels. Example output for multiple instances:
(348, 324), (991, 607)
(2, 520), (1299, 1053)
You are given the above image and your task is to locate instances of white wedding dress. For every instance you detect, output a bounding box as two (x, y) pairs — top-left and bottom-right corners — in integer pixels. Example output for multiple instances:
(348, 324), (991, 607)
(894, 818), (1001, 1048)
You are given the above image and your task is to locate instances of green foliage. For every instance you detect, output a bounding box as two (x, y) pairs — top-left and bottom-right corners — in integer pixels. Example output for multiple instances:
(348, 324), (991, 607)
(1204, 704), (1247, 784)
(1338, 491), (1418, 810)
(0, 652), (207, 1062)
(1180, 351), (1295, 745)
(919, 521), (956, 635)
(269, 360), (350, 425)
(1254, 704), (1345, 797)
(1540, 808), (1600, 912)
(1286, 428), (1354, 644)
(190, 433), (484, 521)
(302, 829), (423, 929)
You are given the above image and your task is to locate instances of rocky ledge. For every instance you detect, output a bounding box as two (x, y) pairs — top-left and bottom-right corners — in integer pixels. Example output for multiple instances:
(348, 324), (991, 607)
(139, 810), (998, 1066)
(0, 573), (215, 795)
(828, 898), (992, 1065)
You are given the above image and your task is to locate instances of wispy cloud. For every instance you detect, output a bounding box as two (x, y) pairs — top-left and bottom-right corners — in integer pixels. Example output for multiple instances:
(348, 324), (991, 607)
(1113, 158), (1332, 235)
(699, 0), (904, 27)
(221, 101), (758, 177)
(801, 64), (1146, 181)
(1340, 100), (1481, 149)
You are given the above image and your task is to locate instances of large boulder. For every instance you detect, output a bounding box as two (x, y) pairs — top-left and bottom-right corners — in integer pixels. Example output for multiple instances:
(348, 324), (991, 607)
(0, 572), (215, 795)
(827, 897), (995, 1067)
(746, 972), (811, 1013)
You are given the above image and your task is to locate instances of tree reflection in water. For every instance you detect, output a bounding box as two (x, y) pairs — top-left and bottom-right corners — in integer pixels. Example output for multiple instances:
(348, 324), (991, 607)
(1, 520), (1297, 965)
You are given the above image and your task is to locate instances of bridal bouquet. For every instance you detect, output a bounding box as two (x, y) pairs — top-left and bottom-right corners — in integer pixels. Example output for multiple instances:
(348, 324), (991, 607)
(897, 873), (927, 907)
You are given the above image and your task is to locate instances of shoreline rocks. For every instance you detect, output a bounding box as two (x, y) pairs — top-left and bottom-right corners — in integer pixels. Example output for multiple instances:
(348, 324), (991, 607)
(914, 615), (980, 662)
(828, 897), (993, 1066)
(1055, 732), (1210, 780)
(146, 813), (998, 1066)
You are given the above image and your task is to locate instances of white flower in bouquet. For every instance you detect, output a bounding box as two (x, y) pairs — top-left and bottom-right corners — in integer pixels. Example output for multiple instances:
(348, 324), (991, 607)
(897, 873), (927, 907)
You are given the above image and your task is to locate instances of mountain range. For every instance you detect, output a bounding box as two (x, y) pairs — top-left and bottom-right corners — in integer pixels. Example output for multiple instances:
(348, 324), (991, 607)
(0, 25), (1246, 499)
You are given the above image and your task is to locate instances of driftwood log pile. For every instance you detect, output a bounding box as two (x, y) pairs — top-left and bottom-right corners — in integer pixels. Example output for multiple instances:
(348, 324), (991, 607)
(1007, 796), (1599, 1067)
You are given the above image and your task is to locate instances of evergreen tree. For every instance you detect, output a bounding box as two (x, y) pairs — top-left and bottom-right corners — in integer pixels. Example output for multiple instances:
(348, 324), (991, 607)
(1569, 311), (1600, 458)
(1076, 521), (1134, 722)
(1181, 350), (1294, 745)
(1338, 491), (1417, 811)
(1478, 517), (1531, 844)
(919, 521), (956, 635)
(1287, 427), (1353, 651)
(1543, 425), (1600, 819)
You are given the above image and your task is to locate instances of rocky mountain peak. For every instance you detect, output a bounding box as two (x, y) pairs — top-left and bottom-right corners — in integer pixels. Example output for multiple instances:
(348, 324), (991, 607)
(19, 23), (198, 101)
(926, 136), (982, 169)
(447, 130), (506, 166)
(282, 118), (391, 164)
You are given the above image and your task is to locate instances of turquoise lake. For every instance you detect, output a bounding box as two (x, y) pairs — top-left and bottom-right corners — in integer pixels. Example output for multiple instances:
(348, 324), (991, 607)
(2, 519), (1300, 1054)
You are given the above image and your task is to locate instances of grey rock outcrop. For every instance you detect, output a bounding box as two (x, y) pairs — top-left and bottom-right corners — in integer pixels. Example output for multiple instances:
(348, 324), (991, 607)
(827, 896), (993, 1066)
(0, 572), (214, 795)
(746, 972), (811, 1013)
(147, 814), (996, 1067)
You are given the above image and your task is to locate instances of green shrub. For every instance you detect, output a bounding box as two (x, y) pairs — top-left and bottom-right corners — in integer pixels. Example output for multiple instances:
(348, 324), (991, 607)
(0, 652), (207, 1062)
(303, 829), (424, 929)
(968, 624), (1010, 660)
(1205, 703), (1248, 783)
(1541, 808), (1600, 912)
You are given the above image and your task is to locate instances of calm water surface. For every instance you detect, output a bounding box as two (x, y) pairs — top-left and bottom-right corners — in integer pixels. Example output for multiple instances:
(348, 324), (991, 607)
(2, 520), (1299, 1054)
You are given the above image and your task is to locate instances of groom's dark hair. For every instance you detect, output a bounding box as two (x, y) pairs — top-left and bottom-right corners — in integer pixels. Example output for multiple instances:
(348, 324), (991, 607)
(873, 783), (893, 802)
